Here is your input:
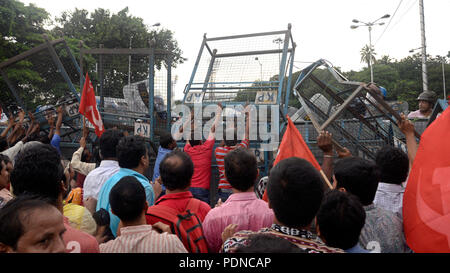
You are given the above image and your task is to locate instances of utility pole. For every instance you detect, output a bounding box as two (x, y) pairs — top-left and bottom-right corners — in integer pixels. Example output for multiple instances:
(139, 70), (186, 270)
(443, 59), (447, 99)
(419, 0), (428, 91)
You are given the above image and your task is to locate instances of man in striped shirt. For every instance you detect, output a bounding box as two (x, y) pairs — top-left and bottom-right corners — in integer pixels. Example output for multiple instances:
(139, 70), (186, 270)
(99, 176), (187, 253)
(214, 109), (250, 203)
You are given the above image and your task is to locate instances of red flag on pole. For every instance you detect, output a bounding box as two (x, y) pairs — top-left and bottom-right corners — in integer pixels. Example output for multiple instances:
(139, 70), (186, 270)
(262, 115), (331, 202)
(79, 73), (105, 137)
(403, 107), (450, 253)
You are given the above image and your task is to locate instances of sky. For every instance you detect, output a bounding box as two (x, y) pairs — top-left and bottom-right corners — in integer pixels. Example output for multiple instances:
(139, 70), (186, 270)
(20, 0), (450, 100)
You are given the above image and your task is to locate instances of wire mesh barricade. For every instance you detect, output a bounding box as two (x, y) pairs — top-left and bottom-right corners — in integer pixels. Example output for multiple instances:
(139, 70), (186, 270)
(292, 59), (419, 160)
(0, 37), (83, 155)
(80, 46), (176, 142)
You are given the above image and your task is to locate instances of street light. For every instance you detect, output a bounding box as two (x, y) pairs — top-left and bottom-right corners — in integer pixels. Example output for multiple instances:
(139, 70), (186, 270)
(351, 14), (390, 83)
(128, 23), (161, 86)
(255, 57), (263, 88)
(410, 48), (447, 99)
(273, 38), (283, 74)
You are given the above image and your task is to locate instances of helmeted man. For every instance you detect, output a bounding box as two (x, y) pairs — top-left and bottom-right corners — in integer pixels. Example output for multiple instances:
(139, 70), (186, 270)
(407, 90), (437, 119)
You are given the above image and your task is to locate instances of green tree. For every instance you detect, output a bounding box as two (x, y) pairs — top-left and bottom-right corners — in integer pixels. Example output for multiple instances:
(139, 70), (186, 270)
(360, 45), (376, 73)
(51, 7), (184, 99)
(0, 0), (51, 109)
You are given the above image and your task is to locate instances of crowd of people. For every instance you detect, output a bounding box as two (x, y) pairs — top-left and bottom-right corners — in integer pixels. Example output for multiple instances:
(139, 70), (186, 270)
(0, 98), (429, 253)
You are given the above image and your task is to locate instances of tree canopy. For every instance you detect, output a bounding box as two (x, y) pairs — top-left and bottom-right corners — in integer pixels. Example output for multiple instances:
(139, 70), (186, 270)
(0, 0), (184, 110)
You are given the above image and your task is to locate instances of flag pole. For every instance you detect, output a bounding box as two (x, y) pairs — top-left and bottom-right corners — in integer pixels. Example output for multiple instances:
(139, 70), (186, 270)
(319, 169), (333, 189)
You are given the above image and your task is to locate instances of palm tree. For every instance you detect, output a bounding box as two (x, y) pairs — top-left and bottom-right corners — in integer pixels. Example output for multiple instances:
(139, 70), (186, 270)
(360, 45), (377, 68)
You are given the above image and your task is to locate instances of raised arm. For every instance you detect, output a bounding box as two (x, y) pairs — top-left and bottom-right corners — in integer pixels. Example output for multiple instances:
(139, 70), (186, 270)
(55, 106), (63, 136)
(46, 112), (55, 140)
(398, 113), (418, 170)
(317, 130), (333, 182)
(172, 110), (194, 141)
(7, 110), (25, 144)
(243, 103), (250, 140)
(0, 113), (15, 138)
(207, 102), (223, 140)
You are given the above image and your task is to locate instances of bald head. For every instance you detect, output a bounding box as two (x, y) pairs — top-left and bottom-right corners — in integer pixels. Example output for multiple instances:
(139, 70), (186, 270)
(159, 150), (194, 191)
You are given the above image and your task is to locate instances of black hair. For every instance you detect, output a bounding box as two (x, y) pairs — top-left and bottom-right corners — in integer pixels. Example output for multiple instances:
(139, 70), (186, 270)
(267, 157), (324, 228)
(316, 190), (366, 250)
(224, 128), (238, 147)
(10, 143), (64, 204)
(224, 148), (258, 191)
(0, 194), (54, 250)
(0, 136), (9, 152)
(109, 176), (146, 222)
(334, 157), (380, 206)
(159, 131), (175, 149)
(234, 234), (305, 253)
(187, 129), (202, 147)
(375, 146), (409, 185)
(99, 129), (124, 159)
(159, 150), (193, 191)
(0, 154), (10, 172)
(116, 136), (147, 169)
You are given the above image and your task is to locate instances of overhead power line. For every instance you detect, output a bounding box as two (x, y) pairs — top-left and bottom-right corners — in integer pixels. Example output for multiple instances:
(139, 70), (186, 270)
(374, 0), (403, 46)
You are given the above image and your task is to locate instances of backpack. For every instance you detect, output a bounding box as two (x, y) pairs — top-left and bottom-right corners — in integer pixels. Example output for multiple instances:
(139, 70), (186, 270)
(146, 198), (209, 253)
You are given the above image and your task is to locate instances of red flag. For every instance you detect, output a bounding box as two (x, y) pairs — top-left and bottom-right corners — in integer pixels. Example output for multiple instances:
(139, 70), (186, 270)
(79, 73), (105, 137)
(403, 107), (450, 253)
(262, 115), (325, 201)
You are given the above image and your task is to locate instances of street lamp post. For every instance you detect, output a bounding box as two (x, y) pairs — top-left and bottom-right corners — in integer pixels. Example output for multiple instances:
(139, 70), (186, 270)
(273, 38), (283, 74)
(351, 14), (390, 83)
(255, 57), (263, 89)
(410, 47), (447, 100)
(128, 23), (161, 87)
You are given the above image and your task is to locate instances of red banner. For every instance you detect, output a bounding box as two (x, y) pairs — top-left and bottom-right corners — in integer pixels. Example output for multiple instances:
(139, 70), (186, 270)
(403, 106), (450, 252)
(79, 73), (104, 137)
(262, 115), (322, 201)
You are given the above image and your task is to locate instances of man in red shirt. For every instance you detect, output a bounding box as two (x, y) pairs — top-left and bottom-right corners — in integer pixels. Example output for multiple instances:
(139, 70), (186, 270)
(215, 108), (250, 203)
(146, 150), (211, 225)
(184, 103), (223, 205)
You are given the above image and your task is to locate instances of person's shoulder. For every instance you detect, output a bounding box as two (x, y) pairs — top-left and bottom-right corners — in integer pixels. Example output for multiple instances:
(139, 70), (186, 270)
(63, 220), (99, 253)
(366, 206), (403, 227)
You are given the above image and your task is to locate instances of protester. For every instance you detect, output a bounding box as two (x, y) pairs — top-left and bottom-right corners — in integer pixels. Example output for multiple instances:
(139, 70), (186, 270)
(146, 150), (211, 221)
(146, 150), (210, 253)
(374, 146), (409, 216)
(222, 157), (343, 253)
(0, 194), (66, 253)
(215, 106), (250, 202)
(233, 234), (305, 253)
(10, 143), (100, 253)
(70, 122), (96, 187)
(254, 159), (274, 199)
(152, 131), (178, 196)
(333, 156), (410, 253)
(316, 190), (369, 253)
(83, 129), (122, 214)
(184, 102), (223, 204)
(96, 135), (162, 237)
(203, 148), (273, 253)
(0, 154), (13, 208)
(407, 90), (437, 119)
(50, 106), (63, 154)
(1, 110), (39, 162)
(99, 176), (187, 253)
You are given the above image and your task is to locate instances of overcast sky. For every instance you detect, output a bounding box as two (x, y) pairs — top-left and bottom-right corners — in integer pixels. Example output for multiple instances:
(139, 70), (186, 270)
(21, 0), (450, 99)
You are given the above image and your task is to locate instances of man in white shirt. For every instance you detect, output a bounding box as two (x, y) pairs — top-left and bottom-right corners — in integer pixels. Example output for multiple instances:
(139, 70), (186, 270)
(83, 129), (123, 214)
(373, 146), (409, 217)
